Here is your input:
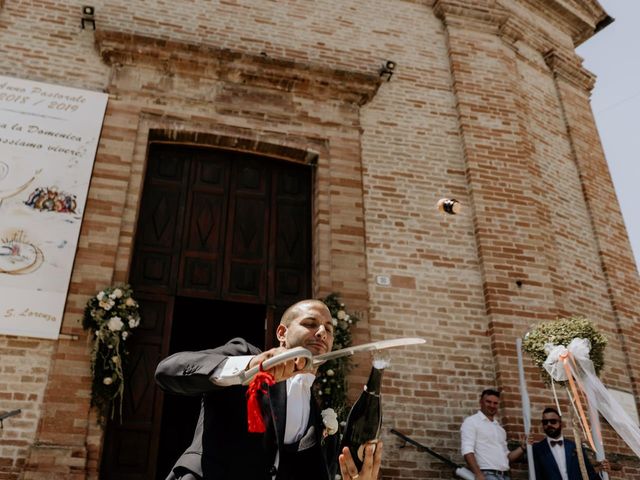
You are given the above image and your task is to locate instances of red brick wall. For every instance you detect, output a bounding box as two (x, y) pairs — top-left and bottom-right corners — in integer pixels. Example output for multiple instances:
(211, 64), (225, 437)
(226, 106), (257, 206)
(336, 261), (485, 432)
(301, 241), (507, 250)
(0, 337), (53, 479)
(1, 1), (638, 479)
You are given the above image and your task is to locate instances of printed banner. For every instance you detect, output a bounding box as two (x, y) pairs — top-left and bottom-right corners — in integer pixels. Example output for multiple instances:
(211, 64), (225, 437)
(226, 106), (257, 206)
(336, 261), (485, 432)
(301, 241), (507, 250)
(0, 75), (108, 339)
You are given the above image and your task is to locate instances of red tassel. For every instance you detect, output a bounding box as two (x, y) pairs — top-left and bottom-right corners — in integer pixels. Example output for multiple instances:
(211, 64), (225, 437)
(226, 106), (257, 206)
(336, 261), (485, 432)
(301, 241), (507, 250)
(246, 368), (275, 433)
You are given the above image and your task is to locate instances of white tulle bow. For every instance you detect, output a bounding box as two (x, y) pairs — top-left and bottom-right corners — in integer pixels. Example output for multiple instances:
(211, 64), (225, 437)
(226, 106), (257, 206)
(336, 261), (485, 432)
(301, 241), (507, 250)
(543, 337), (592, 381)
(543, 336), (640, 462)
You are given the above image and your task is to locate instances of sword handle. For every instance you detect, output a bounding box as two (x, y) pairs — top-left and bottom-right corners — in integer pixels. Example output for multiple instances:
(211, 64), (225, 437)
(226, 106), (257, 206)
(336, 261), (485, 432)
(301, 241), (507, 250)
(238, 347), (313, 385)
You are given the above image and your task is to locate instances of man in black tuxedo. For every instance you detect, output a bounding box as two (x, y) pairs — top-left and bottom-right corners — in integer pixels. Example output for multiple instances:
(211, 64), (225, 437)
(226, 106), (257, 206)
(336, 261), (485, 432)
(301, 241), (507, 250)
(532, 407), (608, 480)
(155, 299), (382, 480)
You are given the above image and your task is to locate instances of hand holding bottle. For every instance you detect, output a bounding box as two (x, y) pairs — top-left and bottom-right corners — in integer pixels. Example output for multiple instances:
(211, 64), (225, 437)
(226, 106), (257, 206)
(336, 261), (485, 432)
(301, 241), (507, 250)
(339, 441), (383, 480)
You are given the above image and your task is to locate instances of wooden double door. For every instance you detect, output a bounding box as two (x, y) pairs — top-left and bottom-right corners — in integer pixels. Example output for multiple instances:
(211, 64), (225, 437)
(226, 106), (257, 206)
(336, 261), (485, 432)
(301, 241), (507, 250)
(100, 144), (312, 479)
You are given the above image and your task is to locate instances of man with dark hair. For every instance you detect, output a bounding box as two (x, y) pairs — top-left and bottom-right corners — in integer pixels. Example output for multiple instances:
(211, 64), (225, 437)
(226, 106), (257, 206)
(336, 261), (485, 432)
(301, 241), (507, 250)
(460, 389), (526, 480)
(532, 407), (608, 480)
(155, 299), (382, 480)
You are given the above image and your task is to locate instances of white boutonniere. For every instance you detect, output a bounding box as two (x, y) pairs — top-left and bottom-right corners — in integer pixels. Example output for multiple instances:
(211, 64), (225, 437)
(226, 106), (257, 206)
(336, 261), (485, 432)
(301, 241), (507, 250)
(321, 408), (339, 437)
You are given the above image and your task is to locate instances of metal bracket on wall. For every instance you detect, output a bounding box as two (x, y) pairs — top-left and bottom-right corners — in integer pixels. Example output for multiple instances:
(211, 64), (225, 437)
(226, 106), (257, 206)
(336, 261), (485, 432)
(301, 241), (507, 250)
(0, 409), (21, 429)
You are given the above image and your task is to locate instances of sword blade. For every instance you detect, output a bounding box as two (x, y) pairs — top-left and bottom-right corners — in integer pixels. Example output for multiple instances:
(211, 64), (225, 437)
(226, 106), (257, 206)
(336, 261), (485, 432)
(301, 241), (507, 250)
(313, 337), (425, 366)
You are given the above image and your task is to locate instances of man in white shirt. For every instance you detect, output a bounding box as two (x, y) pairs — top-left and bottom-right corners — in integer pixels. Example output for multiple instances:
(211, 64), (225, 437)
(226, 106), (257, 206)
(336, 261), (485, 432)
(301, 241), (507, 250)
(532, 407), (608, 480)
(460, 389), (526, 480)
(156, 299), (382, 480)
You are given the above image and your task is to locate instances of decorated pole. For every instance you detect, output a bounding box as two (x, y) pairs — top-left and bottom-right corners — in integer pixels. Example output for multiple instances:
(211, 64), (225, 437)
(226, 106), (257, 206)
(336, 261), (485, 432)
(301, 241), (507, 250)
(571, 415), (589, 480)
(588, 399), (609, 480)
(516, 338), (536, 480)
(523, 316), (640, 478)
(563, 390), (590, 480)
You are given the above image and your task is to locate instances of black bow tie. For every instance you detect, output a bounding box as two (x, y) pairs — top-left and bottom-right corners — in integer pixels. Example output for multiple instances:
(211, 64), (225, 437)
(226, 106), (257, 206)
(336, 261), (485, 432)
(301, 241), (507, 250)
(550, 440), (563, 447)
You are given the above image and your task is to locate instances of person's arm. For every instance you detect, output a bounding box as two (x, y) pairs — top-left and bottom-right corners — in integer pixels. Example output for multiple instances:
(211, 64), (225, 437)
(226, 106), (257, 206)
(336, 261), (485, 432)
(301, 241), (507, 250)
(507, 443), (526, 462)
(155, 337), (260, 395)
(461, 419), (485, 480)
(463, 453), (485, 480)
(583, 447), (605, 480)
(155, 338), (308, 395)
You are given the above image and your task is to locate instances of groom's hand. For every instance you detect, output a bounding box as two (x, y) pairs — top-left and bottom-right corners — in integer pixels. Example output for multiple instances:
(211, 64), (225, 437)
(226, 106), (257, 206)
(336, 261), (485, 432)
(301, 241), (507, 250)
(339, 441), (383, 480)
(248, 347), (308, 382)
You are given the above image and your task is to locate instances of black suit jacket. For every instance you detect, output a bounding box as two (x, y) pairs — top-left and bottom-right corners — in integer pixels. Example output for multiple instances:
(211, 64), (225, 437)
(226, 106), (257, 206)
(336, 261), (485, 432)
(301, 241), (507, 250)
(532, 437), (599, 480)
(155, 338), (339, 480)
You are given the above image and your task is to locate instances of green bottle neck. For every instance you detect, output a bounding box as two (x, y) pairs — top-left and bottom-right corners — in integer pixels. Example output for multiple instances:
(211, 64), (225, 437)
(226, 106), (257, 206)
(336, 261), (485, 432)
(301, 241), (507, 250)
(364, 366), (384, 396)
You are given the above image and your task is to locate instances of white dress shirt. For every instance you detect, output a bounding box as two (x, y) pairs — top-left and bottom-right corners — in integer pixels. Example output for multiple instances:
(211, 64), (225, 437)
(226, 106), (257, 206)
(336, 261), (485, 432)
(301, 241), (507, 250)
(284, 373), (315, 443)
(460, 411), (510, 471)
(547, 436), (568, 480)
(211, 355), (254, 385)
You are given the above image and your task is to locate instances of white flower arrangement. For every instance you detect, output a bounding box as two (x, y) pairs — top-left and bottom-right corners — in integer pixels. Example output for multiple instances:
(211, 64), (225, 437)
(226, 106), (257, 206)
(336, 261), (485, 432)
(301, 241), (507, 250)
(523, 316), (607, 384)
(315, 293), (359, 421)
(321, 408), (339, 437)
(82, 284), (141, 423)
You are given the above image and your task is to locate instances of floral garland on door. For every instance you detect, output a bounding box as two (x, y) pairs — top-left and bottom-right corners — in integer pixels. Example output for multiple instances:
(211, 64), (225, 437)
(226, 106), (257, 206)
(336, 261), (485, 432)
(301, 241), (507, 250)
(82, 284), (141, 423)
(316, 293), (359, 420)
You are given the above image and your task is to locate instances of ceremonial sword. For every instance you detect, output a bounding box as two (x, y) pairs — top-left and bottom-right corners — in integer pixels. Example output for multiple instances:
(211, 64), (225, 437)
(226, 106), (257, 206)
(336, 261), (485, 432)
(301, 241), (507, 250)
(238, 337), (426, 385)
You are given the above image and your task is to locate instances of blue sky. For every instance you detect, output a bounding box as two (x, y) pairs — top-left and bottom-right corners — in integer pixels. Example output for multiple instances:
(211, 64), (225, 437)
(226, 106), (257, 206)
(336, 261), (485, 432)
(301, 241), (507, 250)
(577, 0), (640, 272)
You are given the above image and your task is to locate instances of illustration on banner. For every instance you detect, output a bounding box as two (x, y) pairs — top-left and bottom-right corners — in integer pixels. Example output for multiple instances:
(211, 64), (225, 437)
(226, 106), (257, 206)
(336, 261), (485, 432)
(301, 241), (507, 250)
(0, 230), (44, 275)
(0, 160), (42, 208)
(24, 186), (78, 213)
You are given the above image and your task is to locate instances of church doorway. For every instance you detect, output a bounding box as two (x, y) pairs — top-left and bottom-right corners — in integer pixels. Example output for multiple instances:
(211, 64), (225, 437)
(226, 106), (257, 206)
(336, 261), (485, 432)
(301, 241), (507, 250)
(154, 297), (266, 479)
(99, 142), (312, 479)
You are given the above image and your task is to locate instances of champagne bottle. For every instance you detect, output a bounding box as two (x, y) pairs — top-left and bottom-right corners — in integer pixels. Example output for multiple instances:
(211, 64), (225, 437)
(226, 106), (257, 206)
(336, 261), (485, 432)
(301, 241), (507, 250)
(341, 361), (385, 471)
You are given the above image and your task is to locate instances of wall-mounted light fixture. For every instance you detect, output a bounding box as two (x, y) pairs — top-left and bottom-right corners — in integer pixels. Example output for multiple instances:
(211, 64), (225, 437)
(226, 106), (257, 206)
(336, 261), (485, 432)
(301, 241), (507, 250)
(379, 60), (396, 82)
(81, 5), (96, 30)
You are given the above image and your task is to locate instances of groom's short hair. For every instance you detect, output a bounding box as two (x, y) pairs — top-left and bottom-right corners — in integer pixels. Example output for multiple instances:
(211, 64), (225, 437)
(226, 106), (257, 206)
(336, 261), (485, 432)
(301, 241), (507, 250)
(280, 299), (328, 327)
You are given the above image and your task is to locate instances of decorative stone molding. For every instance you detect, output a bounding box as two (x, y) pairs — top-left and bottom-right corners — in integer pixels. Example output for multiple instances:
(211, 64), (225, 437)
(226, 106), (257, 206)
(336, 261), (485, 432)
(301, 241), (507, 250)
(498, 15), (525, 48)
(95, 31), (382, 107)
(521, 0), (611, 46)
(544, 48), (596, 92)
(433, 0), (550, 55)
(146, 129), (322, 166)
(433, 0), (508, 33)
(434, 0), (610, 61)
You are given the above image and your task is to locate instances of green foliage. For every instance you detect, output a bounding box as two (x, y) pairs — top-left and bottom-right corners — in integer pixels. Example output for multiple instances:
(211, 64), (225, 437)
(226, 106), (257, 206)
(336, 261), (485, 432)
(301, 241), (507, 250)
(522, 316), (607, 384)
(82, 284), (141, 424)
(315, 293), (359, 421)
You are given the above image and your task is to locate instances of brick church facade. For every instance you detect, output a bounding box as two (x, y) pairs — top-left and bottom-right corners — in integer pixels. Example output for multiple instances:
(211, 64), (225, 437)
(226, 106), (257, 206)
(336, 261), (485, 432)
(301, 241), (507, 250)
(1, 0), (639, 479)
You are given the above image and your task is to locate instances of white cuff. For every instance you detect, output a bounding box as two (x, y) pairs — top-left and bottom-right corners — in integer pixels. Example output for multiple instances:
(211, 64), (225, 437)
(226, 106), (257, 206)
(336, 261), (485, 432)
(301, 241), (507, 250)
(210, 356), (254, 386)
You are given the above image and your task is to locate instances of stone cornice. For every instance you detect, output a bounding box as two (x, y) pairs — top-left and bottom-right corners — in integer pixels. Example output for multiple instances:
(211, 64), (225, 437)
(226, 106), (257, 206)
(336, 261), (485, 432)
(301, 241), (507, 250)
(95, 31), (382, 106)
(432, 0), (554, 54)
(544, 48), (596, 92)
(519, 0), (611, 46)
(433, 0), (509, 33)
(433, 0), (609, 70)
(499, 11), (556, 54)
(432, 2), (595, 92)
(433, 0), (556, 56)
